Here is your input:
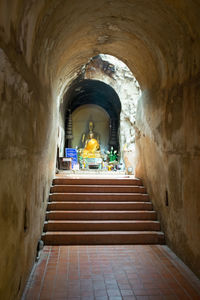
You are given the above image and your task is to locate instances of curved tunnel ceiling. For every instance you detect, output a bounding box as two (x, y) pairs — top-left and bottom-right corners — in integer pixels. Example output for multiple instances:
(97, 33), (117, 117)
(1, 0), (200, 97)
(64, 79), (121, 120)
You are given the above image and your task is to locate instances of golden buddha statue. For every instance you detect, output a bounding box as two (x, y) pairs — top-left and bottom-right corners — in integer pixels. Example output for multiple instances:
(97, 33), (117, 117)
(82, 121), (101, 158)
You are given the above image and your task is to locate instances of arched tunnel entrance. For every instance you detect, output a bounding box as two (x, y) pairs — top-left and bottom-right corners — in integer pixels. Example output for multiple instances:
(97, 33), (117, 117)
(64, 79), (121, 153)
(58, 54), (141, 172)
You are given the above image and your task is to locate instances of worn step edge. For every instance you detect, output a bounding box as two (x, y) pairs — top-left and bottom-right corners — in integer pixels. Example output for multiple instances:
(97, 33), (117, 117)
(43, 230), (164, 235)
(49, 193), (149, 201)
(50, 185), (146, 192)
(47, 201), (153, 211)
(42, 231), (165, 245)
(51, 184), (144, 188)
(44, 220), (161, 231)
(46, 210), (157, 220)
(53, 178), (143, 186)
(44, 220), (160, 224)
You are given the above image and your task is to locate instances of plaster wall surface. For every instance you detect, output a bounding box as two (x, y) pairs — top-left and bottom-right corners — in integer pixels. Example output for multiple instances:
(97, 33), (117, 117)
(135, 77), (200, 278)
(0, 0), (200, 299)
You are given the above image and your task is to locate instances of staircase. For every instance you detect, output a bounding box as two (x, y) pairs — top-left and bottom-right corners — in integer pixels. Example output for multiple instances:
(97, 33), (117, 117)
(42, 176), (164, 245)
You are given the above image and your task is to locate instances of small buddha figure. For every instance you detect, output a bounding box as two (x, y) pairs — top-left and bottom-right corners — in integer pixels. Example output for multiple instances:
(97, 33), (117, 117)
(82, 121), (100, 146)
(83, 132), (100, 156)
(82, 121), (101, 158)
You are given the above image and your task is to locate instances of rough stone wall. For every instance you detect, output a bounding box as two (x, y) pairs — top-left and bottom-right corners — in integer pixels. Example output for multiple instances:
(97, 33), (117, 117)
(84, 55), (141, 155)
(136, 76), (200, 278)
(0, 46), (56, 300)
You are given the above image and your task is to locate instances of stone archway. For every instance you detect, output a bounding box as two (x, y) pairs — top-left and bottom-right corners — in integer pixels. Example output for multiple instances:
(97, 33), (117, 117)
(58, 54), (141, 170)
(59, 78), (122, 156)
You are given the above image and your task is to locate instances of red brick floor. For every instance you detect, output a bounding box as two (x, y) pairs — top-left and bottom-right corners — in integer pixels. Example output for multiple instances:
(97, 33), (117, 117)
(22, 245), (200, 300)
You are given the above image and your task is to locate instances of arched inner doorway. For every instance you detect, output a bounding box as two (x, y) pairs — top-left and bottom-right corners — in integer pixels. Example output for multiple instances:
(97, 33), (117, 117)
(63, 79), (121, 154)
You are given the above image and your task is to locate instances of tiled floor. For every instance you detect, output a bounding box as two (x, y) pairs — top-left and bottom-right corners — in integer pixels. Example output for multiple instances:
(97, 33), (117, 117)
(22, 245), (200, 300)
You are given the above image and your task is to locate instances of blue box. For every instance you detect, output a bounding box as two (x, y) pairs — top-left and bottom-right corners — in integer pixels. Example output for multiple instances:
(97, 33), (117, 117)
(65, 148), (78, 168)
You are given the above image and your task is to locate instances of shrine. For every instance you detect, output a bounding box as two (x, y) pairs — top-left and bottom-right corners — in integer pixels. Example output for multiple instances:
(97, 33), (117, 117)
(62, 79), (122, 171)
(64, 118), (119, 170)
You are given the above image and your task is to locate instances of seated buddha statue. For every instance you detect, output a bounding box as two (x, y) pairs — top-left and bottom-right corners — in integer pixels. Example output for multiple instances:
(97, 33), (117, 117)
(82, 122), (101, 158)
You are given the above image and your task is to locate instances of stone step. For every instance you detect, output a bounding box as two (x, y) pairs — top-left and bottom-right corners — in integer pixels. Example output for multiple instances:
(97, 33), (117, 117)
(44, 220), (161, 232)
(42, 231), (165, 245)
(47, 201), (153, 211)
(53, 178), (143, 186)
(43, 176), (164, 246)
(50, 193), (149, 202)
(46, 210), (157, 220)
(50, 185), (146, 194)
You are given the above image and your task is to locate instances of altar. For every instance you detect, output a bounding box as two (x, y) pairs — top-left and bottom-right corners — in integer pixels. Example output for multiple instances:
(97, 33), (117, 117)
(64, 120), (119, 171)
(83, 157), (103, 169)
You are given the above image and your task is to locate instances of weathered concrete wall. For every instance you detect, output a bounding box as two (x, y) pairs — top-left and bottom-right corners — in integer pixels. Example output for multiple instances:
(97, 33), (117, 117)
(136, 76), (200, 278)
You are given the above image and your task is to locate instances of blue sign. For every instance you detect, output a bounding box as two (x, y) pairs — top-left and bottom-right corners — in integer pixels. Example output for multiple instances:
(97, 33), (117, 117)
(65, 148), (78, 169)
